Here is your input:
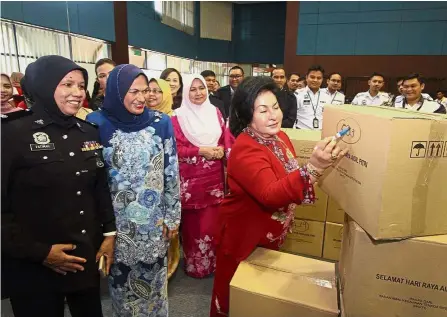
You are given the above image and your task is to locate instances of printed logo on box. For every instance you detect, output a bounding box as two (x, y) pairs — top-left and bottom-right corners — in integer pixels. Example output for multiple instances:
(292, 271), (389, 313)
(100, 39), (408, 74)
(336, 117), (361, 144)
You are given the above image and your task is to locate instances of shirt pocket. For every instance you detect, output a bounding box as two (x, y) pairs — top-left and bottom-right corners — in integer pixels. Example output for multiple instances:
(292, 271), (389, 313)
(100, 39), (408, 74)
(21, 152), (65, 188)
(82, 150), (105, 176)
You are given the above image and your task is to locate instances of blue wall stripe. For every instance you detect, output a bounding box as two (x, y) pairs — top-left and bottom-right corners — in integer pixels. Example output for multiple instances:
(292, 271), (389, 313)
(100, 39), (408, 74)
(297, 1), (447, 56)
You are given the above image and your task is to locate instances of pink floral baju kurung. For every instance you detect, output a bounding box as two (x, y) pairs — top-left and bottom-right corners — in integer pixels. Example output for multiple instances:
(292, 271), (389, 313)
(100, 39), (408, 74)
(171, 109), (226, 278)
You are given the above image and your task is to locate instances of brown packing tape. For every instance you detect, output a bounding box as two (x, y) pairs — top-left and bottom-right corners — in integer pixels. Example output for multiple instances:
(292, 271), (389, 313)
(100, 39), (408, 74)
(244, 261), (337, 290)
(411, 118), (447, 237)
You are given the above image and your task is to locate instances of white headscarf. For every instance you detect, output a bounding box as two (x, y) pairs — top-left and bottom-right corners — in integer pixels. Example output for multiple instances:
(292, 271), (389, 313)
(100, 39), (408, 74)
(174, 75), (222, 147)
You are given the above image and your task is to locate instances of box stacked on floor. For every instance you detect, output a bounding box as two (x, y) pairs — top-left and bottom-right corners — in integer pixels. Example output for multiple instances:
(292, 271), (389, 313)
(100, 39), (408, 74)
(321, 105), (447, 317)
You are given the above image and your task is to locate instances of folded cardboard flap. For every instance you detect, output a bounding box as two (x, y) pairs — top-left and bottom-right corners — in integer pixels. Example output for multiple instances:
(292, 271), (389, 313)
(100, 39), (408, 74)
(231, 248), (339, 314)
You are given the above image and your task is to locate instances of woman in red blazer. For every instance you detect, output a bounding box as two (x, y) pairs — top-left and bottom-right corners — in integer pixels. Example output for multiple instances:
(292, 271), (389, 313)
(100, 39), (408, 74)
(210, 76), (347, 317)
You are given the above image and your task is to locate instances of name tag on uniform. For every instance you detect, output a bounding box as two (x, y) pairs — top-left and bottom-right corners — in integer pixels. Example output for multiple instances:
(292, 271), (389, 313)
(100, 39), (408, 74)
(30, 143), (56, 151)
(303, 100), (310, 105)
(30, 132), (55, 151)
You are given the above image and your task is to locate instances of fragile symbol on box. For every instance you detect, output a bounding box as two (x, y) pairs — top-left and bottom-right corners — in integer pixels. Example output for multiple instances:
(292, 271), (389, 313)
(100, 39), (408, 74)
(410, 141), (427, 158)
(427, 141), (444, 158)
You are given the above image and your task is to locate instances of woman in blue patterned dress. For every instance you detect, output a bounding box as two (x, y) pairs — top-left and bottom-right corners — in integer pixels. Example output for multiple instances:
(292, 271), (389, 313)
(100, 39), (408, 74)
(87, 64), (181, 317)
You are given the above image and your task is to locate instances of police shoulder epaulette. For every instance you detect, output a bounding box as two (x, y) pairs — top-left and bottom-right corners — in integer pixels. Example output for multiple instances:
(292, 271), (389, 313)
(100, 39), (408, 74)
(75, 117), (98, 128)
(1, 109), (33, 122)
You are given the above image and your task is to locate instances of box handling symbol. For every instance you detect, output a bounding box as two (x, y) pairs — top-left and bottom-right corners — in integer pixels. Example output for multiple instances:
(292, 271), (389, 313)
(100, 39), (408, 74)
(410, 141), (427, 158)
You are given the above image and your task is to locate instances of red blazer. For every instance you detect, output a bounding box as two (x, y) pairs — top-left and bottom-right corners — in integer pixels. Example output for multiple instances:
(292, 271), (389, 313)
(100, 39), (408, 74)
(215, 130), (312, 261)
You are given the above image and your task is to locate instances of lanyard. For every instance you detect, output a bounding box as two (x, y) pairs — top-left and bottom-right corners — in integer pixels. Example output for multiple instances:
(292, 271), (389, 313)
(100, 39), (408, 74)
(330, 91), (338, 104)
(308, 90), (321, 118)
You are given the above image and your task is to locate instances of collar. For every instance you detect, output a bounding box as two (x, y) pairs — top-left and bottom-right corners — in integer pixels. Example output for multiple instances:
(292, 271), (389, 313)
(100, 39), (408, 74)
(306, 87), (320, 97)
(367, 90), (380, 99)
(31, 107), (86, 132)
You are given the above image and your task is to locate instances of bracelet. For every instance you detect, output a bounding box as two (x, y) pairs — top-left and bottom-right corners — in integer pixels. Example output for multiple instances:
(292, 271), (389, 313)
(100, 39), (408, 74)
(306, 163), (323, 179)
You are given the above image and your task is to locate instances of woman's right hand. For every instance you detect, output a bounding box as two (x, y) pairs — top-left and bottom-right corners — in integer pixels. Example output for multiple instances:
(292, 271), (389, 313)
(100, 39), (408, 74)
(43, 244), (87, 275)
(309, 137), (348, 174)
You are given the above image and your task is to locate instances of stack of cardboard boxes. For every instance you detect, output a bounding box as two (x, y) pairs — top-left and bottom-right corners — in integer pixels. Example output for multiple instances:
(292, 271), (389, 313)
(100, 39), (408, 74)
(280, 129), (345, 262)
(320, 105), (447, 317)
(228, 105), (446, 317)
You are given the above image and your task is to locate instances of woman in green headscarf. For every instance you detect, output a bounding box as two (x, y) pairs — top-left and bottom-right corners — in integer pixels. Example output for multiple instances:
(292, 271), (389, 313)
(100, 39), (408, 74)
(146, 78), (174, 116)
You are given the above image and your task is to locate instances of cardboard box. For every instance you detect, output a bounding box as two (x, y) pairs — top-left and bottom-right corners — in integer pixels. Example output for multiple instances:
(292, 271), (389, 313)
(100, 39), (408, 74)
(326, 197), (345, 224)
(320, 105), (447, 239)
(230, 248), (339, 317)
(323, 222), (344, 261)
(281, 219), (325, 257)
(340, 219), (447, 317)
(294, 184), (328, 221)
(282, 128), (321, 166)
(283, 129), (329, 222)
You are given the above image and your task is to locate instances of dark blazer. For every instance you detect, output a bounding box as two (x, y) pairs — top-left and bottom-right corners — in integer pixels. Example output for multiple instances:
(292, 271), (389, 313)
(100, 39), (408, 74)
(216, 85), (232, 119)
(1, 108), (116, 296)
(276, 88), (297, 128)
(210, 94), (227, 118)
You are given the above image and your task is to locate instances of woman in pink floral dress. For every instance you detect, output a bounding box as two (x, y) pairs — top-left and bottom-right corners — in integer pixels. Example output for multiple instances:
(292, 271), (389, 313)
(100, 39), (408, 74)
(171, 75), (226, 278)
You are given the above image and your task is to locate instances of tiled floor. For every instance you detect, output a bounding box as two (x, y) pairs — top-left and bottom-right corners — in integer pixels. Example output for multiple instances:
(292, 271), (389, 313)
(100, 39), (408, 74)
(1, 259), (214, 317)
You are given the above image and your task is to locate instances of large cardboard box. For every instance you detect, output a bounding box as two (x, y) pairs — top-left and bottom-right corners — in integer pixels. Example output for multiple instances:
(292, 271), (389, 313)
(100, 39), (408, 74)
(326, 198), (345, 224)
(294, 184), (328, 221)
(323, 222), (344, 261)
(320, 105), (447, 239)
(230, 248), (339, 317)
(282, 128), (321, 166)
(340, 219), (447, 317)
(283, 129), (329, 222)
(281, 218), (325, 257)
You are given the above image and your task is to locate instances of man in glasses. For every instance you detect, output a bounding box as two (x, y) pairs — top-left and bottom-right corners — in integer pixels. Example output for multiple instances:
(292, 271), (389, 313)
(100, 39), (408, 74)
(216, 66), (244, 119)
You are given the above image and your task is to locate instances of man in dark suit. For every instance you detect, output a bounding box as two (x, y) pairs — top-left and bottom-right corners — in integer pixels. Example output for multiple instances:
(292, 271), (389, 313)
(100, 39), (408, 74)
(272, 68), (297, 128)
(201, 70), (227, 118)
(215, 66), (245, 120)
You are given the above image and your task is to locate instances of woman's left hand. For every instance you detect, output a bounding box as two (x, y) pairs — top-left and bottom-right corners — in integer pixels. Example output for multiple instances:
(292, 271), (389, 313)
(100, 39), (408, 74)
(163, 224), (179, 240)
(95, 236), (115, 275)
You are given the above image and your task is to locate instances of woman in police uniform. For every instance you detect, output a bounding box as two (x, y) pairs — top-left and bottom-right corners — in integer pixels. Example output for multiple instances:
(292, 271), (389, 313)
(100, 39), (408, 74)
(1, 55), (116, 317)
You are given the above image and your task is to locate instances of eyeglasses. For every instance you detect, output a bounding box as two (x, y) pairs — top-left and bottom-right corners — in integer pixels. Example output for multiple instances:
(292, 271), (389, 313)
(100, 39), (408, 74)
(147, 89), (163, 94)
(229, 75), (243, 79)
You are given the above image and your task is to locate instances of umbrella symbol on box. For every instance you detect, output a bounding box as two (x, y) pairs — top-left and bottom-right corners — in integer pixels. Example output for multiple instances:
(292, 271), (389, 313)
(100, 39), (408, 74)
(413, 143), (425, 156)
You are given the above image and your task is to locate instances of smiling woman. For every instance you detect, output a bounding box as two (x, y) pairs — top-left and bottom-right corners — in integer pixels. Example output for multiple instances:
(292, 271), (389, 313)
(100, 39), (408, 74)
(171, 74), (226, 279)
(1, 55), (116, 317)
(86, 64), (181, 316)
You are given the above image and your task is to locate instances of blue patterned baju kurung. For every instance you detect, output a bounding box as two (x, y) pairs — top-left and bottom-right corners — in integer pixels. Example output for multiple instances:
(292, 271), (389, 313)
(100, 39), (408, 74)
(88, 110), (181, 317)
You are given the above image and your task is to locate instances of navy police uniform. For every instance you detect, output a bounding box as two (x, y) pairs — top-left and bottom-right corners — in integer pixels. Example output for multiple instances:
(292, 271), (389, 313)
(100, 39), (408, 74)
(1, 55), (116, 317)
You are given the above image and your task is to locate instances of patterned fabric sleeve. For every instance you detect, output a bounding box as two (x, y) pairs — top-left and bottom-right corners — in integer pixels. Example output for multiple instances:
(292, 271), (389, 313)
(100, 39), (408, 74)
(162, 118), (181, 230)
(298, 165), (315, 205)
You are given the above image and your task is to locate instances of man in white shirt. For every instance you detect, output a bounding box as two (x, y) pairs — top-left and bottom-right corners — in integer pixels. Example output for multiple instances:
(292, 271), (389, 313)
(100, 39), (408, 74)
(294, 65), (333, 130)
(321, 72), (345, 105)
(393, 74), (446, 114)
(436, 90), (447, 107)
(395, 76), (433, 104)
(351, 73), (390, 106)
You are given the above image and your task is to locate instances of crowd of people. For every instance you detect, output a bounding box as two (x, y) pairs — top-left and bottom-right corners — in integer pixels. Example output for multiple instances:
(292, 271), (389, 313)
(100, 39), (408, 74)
(1, 54), (446, 317)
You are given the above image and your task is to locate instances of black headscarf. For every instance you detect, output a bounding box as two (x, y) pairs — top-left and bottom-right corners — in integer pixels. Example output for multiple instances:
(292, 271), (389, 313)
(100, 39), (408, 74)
(24, 55), (88, 128)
